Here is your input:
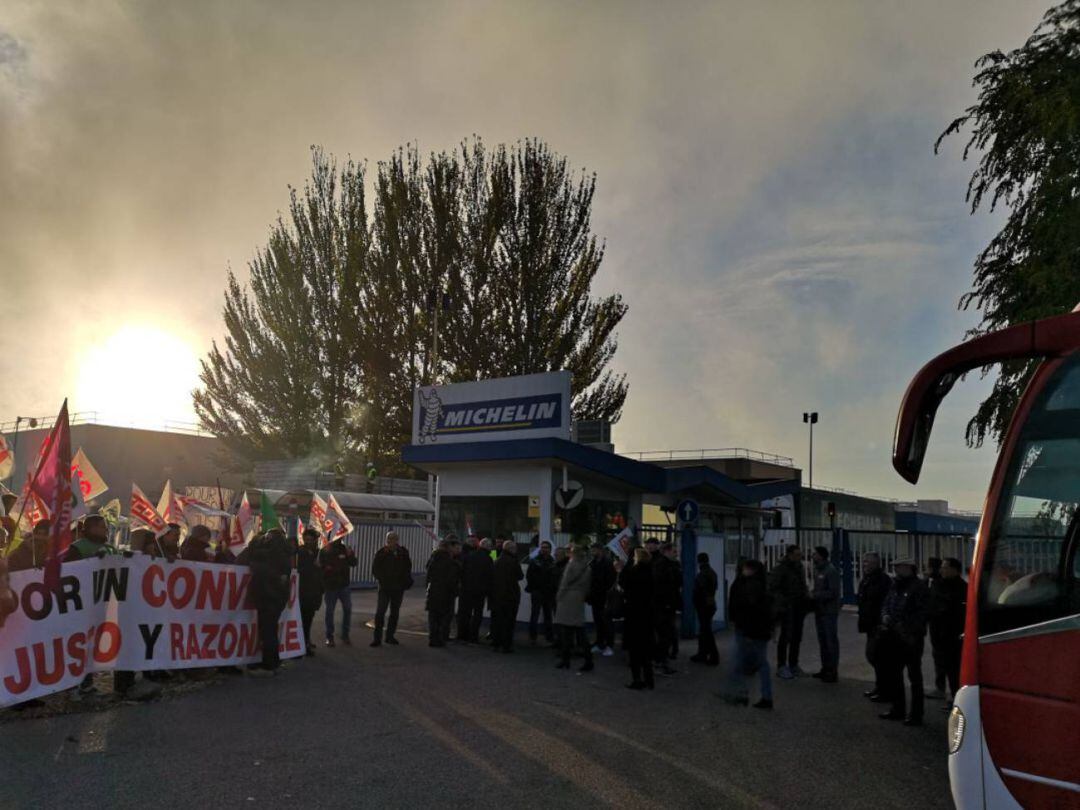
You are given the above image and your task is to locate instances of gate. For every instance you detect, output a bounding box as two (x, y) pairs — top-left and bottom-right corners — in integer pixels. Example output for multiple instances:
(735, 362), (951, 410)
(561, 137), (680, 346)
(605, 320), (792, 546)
(346, 522), (437, 588)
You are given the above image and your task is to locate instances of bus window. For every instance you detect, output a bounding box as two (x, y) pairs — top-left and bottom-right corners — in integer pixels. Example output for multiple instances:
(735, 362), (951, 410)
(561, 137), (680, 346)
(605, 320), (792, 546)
(979, 353), (1080, 637)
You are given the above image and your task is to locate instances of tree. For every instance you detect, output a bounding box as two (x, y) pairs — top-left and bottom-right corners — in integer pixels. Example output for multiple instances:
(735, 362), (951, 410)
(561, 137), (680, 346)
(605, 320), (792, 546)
(195, 139), (629, 472)
(937, 0), (1080, 447)
(194, 148), (369, 465)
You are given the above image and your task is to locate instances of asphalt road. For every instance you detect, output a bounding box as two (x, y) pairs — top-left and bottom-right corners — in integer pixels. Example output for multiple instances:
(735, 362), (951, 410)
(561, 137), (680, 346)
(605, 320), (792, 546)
(0, 591), (952, 809)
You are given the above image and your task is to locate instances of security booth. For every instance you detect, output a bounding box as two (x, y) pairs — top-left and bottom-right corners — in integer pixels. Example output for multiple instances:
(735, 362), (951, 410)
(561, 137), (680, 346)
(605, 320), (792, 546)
(402, 371), (801, 630)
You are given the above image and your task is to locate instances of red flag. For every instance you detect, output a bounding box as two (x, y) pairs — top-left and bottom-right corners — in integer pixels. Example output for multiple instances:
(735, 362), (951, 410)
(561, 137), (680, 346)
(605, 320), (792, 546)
(27, 401), (73, 589)
(130, 483), (167, 535)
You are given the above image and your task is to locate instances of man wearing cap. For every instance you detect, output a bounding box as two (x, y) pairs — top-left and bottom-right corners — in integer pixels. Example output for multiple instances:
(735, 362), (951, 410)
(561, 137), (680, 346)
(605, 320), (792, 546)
(180, 525), (214, 562)
(878, 558), (930, 726)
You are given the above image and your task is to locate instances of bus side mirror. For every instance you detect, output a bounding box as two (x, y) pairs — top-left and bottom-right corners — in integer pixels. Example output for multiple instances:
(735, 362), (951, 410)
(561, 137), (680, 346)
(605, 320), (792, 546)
(893, 310), (1080, 484)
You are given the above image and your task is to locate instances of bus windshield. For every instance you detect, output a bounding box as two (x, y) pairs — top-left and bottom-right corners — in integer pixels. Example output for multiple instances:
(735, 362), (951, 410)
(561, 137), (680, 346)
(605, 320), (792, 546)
(979, 351), (1080, 637)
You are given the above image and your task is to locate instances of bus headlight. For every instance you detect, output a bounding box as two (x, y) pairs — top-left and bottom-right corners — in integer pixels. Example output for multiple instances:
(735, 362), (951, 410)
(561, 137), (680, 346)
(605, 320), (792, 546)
(948, 706), (966, 755)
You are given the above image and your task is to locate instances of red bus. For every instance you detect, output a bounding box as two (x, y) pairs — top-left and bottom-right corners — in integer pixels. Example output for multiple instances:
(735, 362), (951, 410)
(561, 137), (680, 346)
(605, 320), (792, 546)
(893, 307), (1080, 809)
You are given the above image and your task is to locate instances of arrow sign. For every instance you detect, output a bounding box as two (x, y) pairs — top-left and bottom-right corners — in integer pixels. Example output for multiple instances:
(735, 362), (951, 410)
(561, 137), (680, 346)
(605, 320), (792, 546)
(676, 498), (699, 525)
(554, 480), (584, 510)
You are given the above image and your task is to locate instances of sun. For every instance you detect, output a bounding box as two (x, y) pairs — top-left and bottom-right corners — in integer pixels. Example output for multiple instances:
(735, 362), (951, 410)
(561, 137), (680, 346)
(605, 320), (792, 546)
(74, 324), (203, 428)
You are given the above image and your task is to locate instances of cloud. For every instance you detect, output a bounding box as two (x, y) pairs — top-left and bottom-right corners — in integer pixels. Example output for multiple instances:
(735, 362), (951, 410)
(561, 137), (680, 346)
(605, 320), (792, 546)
(0, 0), (1048, 507)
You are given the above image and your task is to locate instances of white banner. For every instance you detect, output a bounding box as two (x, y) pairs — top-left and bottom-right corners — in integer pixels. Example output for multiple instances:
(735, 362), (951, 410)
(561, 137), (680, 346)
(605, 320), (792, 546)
(0, 556), (304, 708)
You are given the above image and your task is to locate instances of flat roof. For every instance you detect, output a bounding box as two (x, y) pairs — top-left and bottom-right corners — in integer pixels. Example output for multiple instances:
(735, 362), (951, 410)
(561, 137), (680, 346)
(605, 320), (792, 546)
(402, 438), (799, 506)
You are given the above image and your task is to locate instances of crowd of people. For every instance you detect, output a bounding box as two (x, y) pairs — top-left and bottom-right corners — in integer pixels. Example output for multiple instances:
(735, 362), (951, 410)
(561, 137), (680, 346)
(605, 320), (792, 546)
(363, 533), (968, 724)
(1, 497), (968, 728)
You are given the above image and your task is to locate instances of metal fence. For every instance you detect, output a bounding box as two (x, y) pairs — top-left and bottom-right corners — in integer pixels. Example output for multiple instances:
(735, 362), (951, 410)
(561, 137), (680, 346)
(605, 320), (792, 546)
(760, 527), (977, 604)
(346, 522), (436, 587)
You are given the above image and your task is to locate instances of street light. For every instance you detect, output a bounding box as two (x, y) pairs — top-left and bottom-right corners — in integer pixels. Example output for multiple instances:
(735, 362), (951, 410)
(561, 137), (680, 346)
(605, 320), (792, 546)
(802, 411), (819, 490)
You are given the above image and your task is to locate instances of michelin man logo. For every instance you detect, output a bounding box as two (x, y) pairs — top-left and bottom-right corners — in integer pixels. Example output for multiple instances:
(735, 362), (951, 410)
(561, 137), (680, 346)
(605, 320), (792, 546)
(417, 387), (444, 444)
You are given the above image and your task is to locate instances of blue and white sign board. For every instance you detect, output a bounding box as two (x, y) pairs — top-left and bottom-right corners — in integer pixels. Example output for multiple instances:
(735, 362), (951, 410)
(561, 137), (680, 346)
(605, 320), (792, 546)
(676, 498), (699, 525)
(412, 371), (572, 445)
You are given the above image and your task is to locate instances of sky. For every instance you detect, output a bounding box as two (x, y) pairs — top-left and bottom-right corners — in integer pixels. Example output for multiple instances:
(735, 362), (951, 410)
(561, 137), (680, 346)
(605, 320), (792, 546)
(0, 0), (1053, 510)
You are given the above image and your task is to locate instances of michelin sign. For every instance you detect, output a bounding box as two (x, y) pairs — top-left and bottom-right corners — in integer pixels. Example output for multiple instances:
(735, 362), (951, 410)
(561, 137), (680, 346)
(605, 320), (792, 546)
(412, 371), (572, 445)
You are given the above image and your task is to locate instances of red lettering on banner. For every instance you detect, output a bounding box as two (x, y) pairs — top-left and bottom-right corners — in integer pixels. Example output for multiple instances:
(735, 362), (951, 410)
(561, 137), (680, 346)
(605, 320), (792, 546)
(93, 622), (120, 664)
(200, 624), (220, 660)
(288, 576), (297, 609)
(196, 570), (226, 610)
(168, 568), (196, 610)
(237, 623), (258, 657)
(278, 619), (300, 653)
(185, 623), (200, 659)
(66, 632), (87, 678)
(170, 623), (185, 660)
(33, 638), (65, 686)
(143, 565), (166, 608)
(219, 624), (238, 658)
(4, 648), (31, 694)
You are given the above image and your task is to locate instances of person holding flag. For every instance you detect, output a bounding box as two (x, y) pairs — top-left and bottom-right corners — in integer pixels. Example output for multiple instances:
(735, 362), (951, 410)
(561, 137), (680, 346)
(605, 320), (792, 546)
(318, 518), (357, 647)
(297, 527), (324, 655)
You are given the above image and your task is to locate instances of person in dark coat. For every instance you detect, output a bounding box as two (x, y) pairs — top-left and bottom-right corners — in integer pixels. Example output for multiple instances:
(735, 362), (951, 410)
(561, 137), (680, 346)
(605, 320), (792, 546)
(724, 559), (775, 709)
(811, 546), (841, 683)
(652, 541), (681, 674)
(458, 537), (495, 643)
(179, 525), (214, 562)
(371, 530), (413, 647)
(244, 528), (293, 674)
(928, 557), (967, 706)
(923, 557), (947, 698)
(620, 548), (655, 689)
(769, 544), (809, 679)
(587, 544), (616, 655)
(690, 552), (719, 666)
(491, 540), (523, 653)
(526, 541), (558, 645)
(857, 553), (893, 701)
(425, 540), (462, 647)
(318, 534), (358, 647)
(296, 528), (324, 656)
(878, 559), (930, 726)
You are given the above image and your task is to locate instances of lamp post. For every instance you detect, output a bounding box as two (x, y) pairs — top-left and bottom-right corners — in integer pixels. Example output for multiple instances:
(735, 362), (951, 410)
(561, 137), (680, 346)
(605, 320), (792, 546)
(802, 411), (818, 490)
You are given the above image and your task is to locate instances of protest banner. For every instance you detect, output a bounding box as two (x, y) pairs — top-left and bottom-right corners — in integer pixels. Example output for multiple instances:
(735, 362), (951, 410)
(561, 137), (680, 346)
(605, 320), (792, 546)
(0, 556), (304, 708)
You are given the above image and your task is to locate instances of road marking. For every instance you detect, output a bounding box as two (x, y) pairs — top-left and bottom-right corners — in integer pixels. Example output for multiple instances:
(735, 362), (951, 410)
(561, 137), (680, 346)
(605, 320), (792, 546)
(540, 704), (778, 810)
(453, 699), (652, 808)
(394, 697), (509, 785)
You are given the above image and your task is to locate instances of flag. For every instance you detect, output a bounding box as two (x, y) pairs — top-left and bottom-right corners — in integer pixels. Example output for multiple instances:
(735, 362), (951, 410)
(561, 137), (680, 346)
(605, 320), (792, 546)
(27, 401), (73, 589)
(70, 448), (108, 500)
(100, 498), (122, 527)
(297, 517), (305, 538)
(309, 493), (329, 537)
(130, 483), (167, 535)
(0, 435), (13, 481)
(6, 486), (50, 553)
(259, 491), (279, 533)
(228, 493), (255, 549)
(69, 469), (90, 525)
(157, 480), (187, 529)
(325, 493), (353, 541)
